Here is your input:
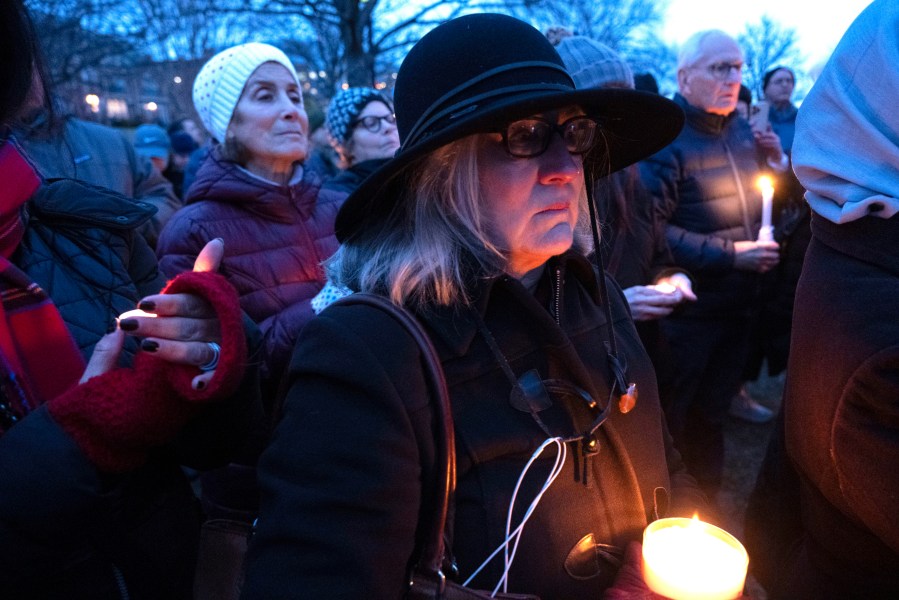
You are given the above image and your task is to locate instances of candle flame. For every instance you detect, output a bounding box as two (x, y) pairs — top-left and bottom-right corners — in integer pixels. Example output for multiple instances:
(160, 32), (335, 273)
(654, 282), (676, 294)
(757, 175), (774, 194)
(118, 309), (157, 320)
(689, 514), (703, 530)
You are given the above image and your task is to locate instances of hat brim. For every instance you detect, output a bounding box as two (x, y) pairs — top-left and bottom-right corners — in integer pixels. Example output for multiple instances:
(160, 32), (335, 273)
(335, 87), (684, 242)
(136, 147), (170, 160)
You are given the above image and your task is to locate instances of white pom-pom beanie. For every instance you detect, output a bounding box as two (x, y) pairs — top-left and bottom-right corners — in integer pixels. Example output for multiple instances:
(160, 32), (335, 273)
(192, 42), (299, 142)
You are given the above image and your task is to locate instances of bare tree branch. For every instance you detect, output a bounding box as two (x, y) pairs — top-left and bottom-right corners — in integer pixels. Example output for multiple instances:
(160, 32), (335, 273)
(738, 15), (803, 99)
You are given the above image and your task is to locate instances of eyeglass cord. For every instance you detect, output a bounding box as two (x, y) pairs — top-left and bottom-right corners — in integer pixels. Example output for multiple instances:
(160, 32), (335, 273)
(461, 436), (567, 595)
(472, 308), (556, 439)
(585, 165), (630, 397)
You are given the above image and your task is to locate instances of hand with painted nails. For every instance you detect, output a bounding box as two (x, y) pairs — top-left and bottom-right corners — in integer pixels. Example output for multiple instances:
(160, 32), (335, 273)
(50, 235), (248, 473)
(116, 239), (225, 390)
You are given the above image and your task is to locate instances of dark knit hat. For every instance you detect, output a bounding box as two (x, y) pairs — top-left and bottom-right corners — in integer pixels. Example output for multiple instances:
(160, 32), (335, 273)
(762, 66), (795, 92)
(170, 131), (199, 155)
(1, 0), (34, 125)
(326, 87), (392, 146)
(554, 36), (634, 90)
(335, 13), (685, 242)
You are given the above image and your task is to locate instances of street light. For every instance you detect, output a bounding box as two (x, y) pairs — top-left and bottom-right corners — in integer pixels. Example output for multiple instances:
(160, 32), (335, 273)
(173, 76), (182, 84)
(85, 94), (100, 113)
(145, 101), (158, 112)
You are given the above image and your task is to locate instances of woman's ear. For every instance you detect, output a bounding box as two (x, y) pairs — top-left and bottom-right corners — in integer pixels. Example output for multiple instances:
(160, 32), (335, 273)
(677, 68), (692, 96)
(337, 138), (355, 168)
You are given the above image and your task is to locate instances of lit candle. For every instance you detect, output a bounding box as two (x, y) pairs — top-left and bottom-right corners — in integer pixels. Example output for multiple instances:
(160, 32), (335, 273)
(757, 176), (774, 243)
(653, 283), (677, 294)
(642, 516), (748, 600)
(117, 309), (157, 321)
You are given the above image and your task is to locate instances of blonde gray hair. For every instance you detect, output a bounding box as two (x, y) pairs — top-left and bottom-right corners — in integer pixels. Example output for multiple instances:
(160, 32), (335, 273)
(327, 134), (594, 308)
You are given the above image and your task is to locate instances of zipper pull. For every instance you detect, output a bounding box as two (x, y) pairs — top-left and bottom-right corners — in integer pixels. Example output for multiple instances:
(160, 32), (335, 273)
(619, 382), (638, 414)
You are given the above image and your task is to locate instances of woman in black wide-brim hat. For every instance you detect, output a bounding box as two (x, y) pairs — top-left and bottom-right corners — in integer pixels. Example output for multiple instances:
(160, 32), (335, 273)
(244, 13), (707, 599)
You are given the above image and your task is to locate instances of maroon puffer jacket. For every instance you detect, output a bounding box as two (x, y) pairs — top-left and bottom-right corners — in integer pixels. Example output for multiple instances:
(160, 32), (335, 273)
(157, 147), (345, 392)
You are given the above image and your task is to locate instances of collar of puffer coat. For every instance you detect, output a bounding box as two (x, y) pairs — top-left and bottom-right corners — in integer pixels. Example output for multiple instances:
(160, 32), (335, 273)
(185, 145), (323, 224)
(673, 93), (735, 136)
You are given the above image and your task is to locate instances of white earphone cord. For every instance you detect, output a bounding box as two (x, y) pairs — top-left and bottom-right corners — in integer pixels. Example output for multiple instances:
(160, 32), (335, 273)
(461, 437), (568, 596)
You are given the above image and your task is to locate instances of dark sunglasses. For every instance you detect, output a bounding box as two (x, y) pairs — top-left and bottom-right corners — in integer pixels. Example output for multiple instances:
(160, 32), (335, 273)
(500, 115), (600, 158)
(351, 113), (397, 133)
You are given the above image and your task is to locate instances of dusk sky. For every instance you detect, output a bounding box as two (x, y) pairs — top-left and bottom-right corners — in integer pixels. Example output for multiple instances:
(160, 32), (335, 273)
(661, 0), (873, 70)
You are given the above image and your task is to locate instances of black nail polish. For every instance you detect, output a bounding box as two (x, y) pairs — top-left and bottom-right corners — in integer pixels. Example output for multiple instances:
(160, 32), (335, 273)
(141, 340), (159, 352)
(107, 321), (118, 334)
(196, 380), (206, 390)
(138, 300), (156, 312)
(119, 319), (138, 332)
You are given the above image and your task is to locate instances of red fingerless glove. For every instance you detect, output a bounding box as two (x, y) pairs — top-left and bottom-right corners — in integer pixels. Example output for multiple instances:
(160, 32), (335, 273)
(48, 270), (247, 473)
(160, 270), (247, 401)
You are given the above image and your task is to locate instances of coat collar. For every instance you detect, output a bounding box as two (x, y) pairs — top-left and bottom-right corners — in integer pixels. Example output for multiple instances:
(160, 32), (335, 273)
(419, 250), (602, 358)
(674, 93), (734, 136)
(769, 103), (798, 124)
(28, 178), (156, 230)
(186, 146), (322, 223)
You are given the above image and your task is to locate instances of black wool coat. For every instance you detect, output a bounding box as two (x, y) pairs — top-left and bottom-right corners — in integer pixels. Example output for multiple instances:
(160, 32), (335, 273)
(244, 251), (704, 599)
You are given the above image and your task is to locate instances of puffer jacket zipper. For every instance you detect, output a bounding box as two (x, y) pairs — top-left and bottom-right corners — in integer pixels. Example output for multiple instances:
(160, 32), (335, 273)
(552, 265), (563, 326)
(723, 140), (754, 239)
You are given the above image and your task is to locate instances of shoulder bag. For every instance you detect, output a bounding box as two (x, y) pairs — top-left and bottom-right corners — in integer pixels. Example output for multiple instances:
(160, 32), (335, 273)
(337, 293), (539, 600)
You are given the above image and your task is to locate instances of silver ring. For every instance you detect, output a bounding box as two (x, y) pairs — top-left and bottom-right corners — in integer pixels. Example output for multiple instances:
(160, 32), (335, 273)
(199, 342), (221, 372)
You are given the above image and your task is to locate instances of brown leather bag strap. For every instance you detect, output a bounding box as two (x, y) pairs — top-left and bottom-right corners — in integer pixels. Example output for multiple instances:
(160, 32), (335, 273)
(333, 293), (456, 579)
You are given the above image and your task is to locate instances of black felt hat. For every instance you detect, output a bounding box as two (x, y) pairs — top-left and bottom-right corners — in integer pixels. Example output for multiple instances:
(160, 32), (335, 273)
(335, 13), (684, 242)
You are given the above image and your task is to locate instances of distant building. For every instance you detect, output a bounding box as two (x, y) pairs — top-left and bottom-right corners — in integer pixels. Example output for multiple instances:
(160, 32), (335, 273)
(56, 57), (206, 126)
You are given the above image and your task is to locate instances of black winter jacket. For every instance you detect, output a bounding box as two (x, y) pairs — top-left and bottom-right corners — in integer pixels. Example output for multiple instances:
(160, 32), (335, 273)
(18, 178), (163, 361)
(640, 94), (767, 317)
(320, 158), (389, 195)
(244, 251), (704, 599)
(595, 165), (680, 290)
(0, 179), (262, 599)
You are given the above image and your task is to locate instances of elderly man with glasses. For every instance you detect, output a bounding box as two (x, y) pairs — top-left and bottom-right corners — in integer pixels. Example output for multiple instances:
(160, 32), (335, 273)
(639, 29), (787, 502)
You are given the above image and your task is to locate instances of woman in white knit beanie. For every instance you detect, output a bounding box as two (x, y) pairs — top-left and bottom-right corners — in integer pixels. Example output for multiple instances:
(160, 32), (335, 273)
(190, 42), (306, 182)
(156, 42), (345, 527)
